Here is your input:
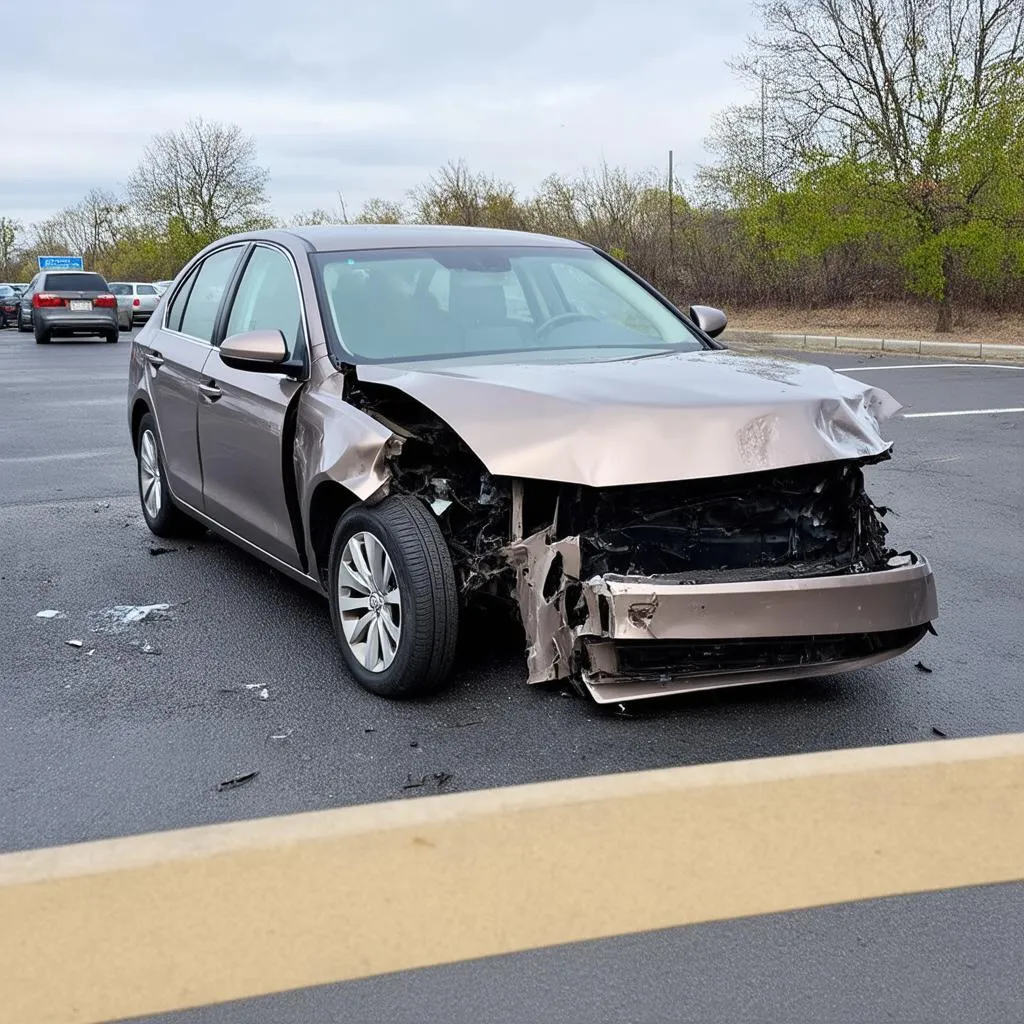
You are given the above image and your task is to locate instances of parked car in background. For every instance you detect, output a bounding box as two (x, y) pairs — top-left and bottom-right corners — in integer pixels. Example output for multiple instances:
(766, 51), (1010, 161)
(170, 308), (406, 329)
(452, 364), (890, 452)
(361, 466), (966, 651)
(128, 224), (937, 704)
(0, 285), (19, 327)
(110, 282), (161, 328)
(17, 270), (120, 343)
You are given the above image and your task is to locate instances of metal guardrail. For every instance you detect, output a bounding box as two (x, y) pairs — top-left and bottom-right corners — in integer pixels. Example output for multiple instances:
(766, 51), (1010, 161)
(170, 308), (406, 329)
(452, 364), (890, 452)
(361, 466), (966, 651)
(1, 733), (1022, 1024)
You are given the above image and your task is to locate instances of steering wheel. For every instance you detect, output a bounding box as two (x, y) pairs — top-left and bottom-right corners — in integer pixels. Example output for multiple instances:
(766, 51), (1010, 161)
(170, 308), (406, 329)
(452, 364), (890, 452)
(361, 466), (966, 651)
(536, 311), (598, 335)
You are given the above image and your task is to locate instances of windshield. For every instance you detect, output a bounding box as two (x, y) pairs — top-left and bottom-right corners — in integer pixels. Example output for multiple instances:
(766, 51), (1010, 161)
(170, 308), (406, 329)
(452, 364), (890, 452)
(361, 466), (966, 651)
(311, 245), (704, 362)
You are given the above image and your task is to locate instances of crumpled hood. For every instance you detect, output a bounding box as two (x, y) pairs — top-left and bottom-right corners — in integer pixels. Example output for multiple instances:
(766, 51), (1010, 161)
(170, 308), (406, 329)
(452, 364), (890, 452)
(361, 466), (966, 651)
(356, 349), (901, 487)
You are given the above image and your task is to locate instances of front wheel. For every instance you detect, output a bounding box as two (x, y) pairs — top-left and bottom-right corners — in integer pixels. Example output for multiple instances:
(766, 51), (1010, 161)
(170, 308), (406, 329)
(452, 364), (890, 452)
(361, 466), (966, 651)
(329, 495), (459, 699)
(17, 312), (31, 333)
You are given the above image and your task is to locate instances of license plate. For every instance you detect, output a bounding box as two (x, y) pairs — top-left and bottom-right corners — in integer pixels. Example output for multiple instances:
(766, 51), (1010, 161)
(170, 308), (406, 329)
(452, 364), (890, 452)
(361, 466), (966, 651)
(69, 300), (91, 311)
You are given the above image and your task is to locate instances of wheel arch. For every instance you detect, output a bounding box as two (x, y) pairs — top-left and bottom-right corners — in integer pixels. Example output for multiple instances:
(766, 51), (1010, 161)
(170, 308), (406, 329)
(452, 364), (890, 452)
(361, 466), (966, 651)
(130, 396), (152, 454)
(308, 479), (363, 588)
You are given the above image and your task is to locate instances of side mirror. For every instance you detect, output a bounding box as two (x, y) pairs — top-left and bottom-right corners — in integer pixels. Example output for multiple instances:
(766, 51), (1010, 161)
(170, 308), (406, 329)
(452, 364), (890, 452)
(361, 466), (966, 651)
(219, 329), (290, 372)
(689, 304), (728, 339)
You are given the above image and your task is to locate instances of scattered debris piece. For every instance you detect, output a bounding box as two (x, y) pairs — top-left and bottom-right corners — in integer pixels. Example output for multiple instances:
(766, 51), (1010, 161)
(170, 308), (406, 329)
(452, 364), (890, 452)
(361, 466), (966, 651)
(268, 729), (293, 742)
(217, 771), (259, 792)
(364, 726), (376, 733)
(402, 771), (452, 791)
(65, 639), (83, 649)
(258, 687), (269, 700)
(96, 603), (172, 631)
(141, 642), (161, 655)
(932, 727), (948, 738)
(614, 703), (634, 717)
(915, 661), (933, 674)
(149, 546), (176, 557)
(36, 609), (64, 620)
(448, 720), (483, 728)
(410, 740), (419, 748)
(93, 502), (110, 513)
(86, 649), (95, 656)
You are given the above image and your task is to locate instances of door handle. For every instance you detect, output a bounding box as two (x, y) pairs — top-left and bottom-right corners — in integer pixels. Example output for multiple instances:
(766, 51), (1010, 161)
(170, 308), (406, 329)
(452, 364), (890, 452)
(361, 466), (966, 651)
(199, 382), (223, 401)
(144, 351), (165, 367)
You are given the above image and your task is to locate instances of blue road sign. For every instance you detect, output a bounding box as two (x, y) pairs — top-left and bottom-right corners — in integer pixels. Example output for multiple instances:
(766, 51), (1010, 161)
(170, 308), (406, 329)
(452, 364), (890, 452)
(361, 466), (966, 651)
(37, 255), (85, 271)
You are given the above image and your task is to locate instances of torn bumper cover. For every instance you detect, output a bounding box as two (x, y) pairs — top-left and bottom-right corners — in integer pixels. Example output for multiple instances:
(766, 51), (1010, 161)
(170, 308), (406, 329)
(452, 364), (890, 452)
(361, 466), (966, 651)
(510, 535), (937, 703)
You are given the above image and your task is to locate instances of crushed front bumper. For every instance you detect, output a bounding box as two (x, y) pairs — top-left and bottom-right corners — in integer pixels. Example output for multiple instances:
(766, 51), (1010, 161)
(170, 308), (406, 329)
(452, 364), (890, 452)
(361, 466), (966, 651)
(510, 534), (937, 703)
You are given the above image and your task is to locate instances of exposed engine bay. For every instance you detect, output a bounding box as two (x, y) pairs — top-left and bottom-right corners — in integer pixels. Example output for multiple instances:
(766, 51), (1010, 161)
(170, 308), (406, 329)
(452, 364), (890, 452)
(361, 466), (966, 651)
(346, 378), (923, 698)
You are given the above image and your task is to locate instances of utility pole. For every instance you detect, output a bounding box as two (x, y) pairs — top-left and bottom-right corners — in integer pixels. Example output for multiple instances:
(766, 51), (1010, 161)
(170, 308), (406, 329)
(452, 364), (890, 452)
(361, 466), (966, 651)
(668, 149), (675, 276)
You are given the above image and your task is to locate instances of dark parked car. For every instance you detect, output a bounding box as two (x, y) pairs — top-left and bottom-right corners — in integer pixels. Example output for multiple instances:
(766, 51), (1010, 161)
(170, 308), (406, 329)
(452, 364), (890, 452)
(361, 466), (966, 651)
(17, 271), (119, 343)
(128, 225), (937, 704)
(0, 285), (19, 328)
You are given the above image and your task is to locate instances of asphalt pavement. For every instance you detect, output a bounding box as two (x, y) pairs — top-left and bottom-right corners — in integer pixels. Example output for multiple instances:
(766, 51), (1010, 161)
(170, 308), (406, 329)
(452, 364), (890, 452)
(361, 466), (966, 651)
(2, 331), (1022, 1022)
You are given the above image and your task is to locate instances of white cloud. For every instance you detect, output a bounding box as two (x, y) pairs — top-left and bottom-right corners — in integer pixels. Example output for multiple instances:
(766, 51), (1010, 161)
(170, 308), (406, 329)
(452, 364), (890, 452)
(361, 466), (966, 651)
(1, 0), (759, 226)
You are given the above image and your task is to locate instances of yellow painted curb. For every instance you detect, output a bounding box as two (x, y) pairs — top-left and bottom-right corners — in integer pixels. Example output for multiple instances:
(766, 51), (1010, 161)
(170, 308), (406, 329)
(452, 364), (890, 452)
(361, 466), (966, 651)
(1, 734), (1022, 1023)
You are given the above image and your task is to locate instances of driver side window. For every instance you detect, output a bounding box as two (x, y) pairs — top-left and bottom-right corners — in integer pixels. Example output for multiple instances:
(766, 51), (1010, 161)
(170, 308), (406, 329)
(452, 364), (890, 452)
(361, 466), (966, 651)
(224, 246), (303, 360)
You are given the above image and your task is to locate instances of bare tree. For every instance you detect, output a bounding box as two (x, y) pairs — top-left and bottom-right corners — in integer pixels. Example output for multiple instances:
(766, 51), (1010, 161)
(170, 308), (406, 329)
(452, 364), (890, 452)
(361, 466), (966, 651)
(738, 0), (1024, 329)
(353, 198), (406, 224)
(0, 216), (22, 278)
(128, 118), (269, 239)
(410, 160), (526, 228)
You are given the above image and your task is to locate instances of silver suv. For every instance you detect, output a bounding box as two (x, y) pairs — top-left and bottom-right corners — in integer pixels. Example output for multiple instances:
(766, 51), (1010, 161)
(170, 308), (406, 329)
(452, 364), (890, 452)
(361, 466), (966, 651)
(18, 271), (119, 344)
(110, 282), (162, 328)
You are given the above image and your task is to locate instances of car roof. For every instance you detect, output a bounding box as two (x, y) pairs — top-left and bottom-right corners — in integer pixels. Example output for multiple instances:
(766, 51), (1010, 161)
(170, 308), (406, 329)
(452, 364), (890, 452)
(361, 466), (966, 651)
(245, 223), (586, 253)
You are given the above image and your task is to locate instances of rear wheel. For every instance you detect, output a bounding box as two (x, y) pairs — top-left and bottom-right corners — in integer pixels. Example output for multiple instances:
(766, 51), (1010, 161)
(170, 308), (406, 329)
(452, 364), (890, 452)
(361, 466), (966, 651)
(329, 495), (459, 699)
(105, 330), (119, 343)
(34, 325), (50, 344)
(17, 311), (31, 333)
(136, 413), (203, 538)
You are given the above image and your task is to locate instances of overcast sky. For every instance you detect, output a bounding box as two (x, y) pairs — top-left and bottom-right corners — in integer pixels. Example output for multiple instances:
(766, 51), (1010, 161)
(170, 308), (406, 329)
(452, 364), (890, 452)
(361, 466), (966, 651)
(3, 0), (758, 228)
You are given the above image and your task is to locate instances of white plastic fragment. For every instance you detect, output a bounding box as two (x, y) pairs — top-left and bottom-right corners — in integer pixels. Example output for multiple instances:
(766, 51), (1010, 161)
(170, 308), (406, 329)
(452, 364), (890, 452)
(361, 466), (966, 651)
(36, 610), (64, 619)
(258, 687), (269, 700)
(430, 498), (453, 516)
(65, 639), (83, 648)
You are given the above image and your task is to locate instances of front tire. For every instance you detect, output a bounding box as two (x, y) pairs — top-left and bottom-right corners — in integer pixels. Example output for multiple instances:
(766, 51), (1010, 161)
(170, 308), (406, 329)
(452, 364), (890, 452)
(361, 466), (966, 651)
(18, 311), (31, 333)
(329, 495), (459, 699)
(136, 413), (202, 538)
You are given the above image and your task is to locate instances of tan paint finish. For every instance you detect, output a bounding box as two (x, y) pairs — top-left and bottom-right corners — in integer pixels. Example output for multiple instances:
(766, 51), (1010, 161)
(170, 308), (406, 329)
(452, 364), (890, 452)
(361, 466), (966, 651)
(1, 734), (1022, 1024)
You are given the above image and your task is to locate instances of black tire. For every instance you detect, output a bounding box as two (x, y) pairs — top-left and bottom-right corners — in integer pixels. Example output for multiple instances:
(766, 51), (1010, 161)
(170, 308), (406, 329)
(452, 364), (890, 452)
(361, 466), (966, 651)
(329, 495), (459, 699)
(105, 330), (119, 343)
(136, 412), (203, 538)
(17, 312), (31, 333)
(34, 325), (50, 344)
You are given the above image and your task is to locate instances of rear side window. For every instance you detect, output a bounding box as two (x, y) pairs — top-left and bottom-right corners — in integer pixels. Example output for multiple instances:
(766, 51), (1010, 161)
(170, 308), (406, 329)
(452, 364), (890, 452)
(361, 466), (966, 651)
(44, 272), (108, 292)
(110, 283), (131, 295)
(137, 284), (158, 295)
(177, 247), (243, 342)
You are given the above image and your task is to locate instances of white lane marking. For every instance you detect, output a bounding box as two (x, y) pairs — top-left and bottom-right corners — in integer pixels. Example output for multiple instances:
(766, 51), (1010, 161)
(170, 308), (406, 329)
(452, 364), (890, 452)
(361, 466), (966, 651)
(40, 398), (126, 408)
(838, 363), (1024, 371)
(902, 407), (1024, 419)
(0, 448), (122, 464)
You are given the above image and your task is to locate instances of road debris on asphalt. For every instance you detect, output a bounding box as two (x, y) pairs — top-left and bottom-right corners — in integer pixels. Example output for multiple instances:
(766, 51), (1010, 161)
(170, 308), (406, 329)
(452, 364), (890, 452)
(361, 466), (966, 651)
(932, 727), (949, 738)
(149, 546), (177, 557)
(915, 661), (933, 673)
(35, 609), (64, 619)
(141, 642), (160, 655)
(268, 729), (293, 742)
(217, 770), (259, 791)
(95, 603), (173, 631)
(403, 771), (453, 790)
(64, 639), (83, 648)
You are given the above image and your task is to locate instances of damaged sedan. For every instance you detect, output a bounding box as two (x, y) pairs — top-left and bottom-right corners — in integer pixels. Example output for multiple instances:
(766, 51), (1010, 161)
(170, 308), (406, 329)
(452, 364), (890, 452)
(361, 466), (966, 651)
(127, 225), (937, 702)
